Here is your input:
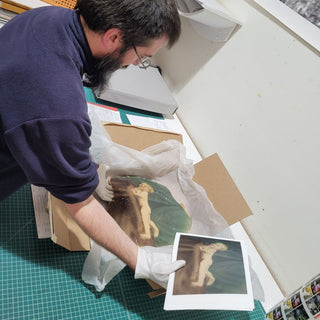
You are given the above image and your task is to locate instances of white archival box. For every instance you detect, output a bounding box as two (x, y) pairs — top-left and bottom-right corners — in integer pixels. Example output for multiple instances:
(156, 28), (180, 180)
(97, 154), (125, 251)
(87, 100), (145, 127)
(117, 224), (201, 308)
(177, 0), (241, 42)
(95, 65), (179, 115)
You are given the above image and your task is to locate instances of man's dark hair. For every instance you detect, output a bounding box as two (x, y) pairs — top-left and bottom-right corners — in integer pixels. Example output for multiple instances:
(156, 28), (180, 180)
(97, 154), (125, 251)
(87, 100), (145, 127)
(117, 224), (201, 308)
(75, 0), (181, 49)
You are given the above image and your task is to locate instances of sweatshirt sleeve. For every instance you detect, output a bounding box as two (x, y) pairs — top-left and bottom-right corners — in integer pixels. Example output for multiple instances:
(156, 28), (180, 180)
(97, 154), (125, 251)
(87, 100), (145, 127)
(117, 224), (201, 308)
(4, 117), (99, 203)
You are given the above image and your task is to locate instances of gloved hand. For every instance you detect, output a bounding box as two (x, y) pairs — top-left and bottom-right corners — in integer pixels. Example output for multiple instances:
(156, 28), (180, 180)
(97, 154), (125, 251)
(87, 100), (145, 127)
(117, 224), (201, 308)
(135, 246), (185, 289)
(95, 164), (113, 201)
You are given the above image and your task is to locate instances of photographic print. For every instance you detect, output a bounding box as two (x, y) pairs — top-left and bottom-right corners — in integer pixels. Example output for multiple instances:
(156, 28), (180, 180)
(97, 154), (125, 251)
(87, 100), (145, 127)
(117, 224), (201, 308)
(302, 277), (320, 318)
(305, 294), (320, 317)
(285, 305), (309, 320)
(283, 292), (302, 313)
(105, 176), (192, 247)
(311, 278), (320, 295)
(164, 233), (254, 311)
(253, 0), (320, 51)
(266, 275), (320, 320)
(283, 291), (311, 320)
(266, 305), (284, 320)
(280, 1), (320, 28)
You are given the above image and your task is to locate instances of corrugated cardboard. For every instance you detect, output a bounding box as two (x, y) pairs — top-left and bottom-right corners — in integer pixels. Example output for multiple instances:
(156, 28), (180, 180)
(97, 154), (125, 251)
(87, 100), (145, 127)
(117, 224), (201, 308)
(50, 195), (91, 251)
(50, 122), (252, 251)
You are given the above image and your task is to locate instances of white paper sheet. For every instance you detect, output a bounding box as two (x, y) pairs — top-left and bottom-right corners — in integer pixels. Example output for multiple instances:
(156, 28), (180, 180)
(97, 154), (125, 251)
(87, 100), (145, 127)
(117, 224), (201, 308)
(31, 185), (51, 239)
(0, 17), (7, 28)
(87, 102), (122, 123)
(164, 233), (254, 311)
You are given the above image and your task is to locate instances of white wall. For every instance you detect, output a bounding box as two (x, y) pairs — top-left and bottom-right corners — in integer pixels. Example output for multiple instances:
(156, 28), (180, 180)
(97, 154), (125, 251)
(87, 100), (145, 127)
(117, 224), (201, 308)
(154, 0), (320, 295)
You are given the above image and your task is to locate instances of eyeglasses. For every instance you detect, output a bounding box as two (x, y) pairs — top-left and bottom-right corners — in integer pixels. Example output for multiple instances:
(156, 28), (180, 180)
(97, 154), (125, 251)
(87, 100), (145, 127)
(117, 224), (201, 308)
(133, 45), (151, 69)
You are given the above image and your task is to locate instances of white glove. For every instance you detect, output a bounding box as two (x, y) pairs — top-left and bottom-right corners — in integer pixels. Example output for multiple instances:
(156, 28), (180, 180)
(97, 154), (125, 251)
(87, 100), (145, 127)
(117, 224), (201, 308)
(135, 246), (185, 289)
(95, 164), (113, 201)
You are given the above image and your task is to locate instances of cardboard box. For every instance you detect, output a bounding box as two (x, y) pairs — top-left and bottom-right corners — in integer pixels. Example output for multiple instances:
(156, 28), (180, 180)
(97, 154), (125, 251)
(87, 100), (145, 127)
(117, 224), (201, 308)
(49, 122), (252, 251)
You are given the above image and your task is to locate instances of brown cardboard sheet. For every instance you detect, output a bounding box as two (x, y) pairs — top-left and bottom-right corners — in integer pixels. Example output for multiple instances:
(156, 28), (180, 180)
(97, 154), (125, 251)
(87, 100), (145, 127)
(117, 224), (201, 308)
(193, 154), (252, 225)
(102, 122), (183, 150)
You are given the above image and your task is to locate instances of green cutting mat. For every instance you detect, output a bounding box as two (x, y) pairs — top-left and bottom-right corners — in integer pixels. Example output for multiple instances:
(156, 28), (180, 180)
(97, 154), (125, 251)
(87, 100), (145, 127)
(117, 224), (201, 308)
(0, 185), (266, 320)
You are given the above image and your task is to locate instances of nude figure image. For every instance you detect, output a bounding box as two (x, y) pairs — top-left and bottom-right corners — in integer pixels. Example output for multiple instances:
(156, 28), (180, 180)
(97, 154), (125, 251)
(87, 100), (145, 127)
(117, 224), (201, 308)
(191, 242), (228, 288)
(106, 176), (192, 248)
(130, 182), (159, 240)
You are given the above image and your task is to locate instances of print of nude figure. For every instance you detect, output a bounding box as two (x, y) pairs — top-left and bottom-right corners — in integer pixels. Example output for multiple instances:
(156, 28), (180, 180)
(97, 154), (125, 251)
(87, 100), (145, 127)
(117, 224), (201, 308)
(105, 179), (158, 246)
(190, 242), (228, 287)
(173, 235), (234, 295)
(105, 176), (192, 248)
(129, 182), (159, 240)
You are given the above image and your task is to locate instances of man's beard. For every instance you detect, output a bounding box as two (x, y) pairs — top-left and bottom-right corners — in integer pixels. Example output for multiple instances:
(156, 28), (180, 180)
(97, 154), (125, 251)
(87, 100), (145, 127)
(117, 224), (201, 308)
(83, 49), (127, 94)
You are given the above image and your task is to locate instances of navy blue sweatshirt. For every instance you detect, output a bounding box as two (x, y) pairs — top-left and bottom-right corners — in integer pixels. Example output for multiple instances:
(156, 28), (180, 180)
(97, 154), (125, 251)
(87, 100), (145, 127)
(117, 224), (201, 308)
(0, 7), (99, 203)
